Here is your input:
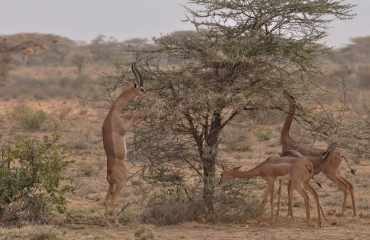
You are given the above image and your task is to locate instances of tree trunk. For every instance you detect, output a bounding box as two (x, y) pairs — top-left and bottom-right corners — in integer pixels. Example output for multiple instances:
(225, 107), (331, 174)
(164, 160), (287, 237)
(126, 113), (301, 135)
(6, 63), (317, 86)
(201, 111), (222, 214)
(201, 144), (217, 214)
(77, 64), (83, 75)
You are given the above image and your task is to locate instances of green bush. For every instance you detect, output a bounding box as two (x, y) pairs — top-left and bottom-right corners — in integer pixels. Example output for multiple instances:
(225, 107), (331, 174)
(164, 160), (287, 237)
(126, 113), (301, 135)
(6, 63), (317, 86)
(255, 129), (273, 142)
(215, 180), (260, 223)
(12, 105), (47, 130)
(143, 186), (203, 225)
(143, 182), (260, 225)
(0, 134), (73, 224)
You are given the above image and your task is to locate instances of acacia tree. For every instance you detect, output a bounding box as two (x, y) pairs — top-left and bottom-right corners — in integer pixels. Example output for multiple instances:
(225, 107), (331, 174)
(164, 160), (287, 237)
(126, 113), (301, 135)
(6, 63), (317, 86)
(67, 50), (92, 75)
(111, 0), (356, 214)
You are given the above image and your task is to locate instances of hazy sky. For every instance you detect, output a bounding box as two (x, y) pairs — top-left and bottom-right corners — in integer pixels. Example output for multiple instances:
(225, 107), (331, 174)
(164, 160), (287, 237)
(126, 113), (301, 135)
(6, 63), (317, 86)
(0, 0), (369, 48)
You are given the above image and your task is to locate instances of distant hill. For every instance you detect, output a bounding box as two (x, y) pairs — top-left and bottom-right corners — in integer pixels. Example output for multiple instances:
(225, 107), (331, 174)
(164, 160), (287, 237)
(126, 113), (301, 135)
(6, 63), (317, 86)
(322, 36), (370, 89)
(1, 32), (370, 89)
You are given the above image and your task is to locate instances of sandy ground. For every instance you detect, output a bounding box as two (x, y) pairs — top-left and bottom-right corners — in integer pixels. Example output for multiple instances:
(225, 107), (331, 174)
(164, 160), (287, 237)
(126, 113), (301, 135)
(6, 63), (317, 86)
(1, 216), (369, 240)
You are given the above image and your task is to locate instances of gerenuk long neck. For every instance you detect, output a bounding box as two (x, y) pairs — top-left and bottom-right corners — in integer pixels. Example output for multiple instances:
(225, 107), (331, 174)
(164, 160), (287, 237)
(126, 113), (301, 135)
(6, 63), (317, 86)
(110, 87), (138, 114)
(280, 101), (296, 151)
(229, 167), (261, 180)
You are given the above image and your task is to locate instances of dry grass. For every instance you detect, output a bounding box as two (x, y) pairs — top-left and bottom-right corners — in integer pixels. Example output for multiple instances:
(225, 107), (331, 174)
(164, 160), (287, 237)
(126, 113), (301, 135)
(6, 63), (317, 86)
(134, 225), (155, 240)
(0, 65), (111, 101)
(221, 125), (252, 152)
(8, 65), (115, 81)
(143, 196), (203, 225)
(1, 64), (370, 239)
(0, 225), (65, 240)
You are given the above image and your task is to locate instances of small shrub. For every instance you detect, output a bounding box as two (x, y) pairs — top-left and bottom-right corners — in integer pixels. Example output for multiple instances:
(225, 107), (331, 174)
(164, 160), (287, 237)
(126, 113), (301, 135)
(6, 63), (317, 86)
(228, 140), (252, 152)
(0, 134), (73, 224)
(76, 184), (96, 197)
(255, 130), (273, 142)
(79, 166), (96, 177)
(215, 181), (260, 223)
(359, 212), (370, 219)
(222, 127), (252, 152)
(143, 186), (203, 225)
(293, 201), (303, 208)
(70, 137), (89, 150)
(12, 105), (47, 130)
(134, 226), (155, 240)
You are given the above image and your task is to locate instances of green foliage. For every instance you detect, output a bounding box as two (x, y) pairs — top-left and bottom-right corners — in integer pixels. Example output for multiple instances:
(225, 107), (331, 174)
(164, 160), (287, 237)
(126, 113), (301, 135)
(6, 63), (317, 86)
(216, 180), (260, 222)
(12, 105), (47, 131)
(142, 182), (260, 225)
(119, 0), (355, 213)
(0, 134), (73, 224)
(255, 130), (273, 142)
(143, 186), (203, 225)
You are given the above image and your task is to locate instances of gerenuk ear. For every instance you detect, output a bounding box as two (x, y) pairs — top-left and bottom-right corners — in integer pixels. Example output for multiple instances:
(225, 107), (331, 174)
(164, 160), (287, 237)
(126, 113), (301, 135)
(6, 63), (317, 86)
(131, 62), (144, 87)
(231, 166), (242, 171)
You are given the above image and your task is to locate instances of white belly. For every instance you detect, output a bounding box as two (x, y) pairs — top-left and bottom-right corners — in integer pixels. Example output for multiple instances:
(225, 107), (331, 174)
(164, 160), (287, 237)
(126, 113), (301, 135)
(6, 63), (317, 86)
(276, 174), (291, 181)
(122, 137), (127, 160)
